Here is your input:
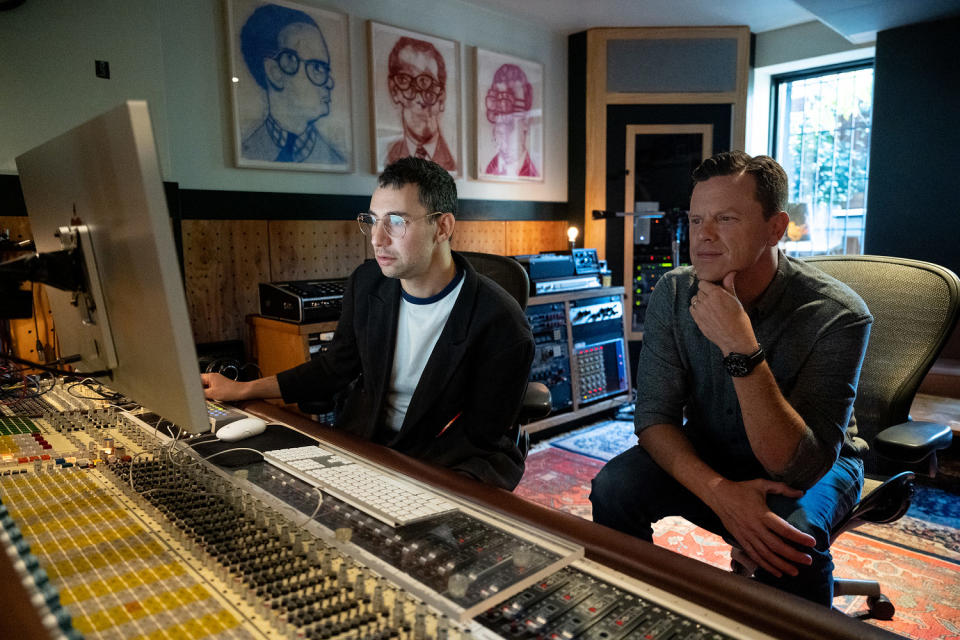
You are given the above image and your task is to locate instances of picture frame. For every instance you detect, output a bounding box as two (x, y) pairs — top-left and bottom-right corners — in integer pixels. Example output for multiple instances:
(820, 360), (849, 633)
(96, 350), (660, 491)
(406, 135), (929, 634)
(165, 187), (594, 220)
(475, 48), (543, 182)
(368, 21), (461, 176)
(226, 0), (353, 172)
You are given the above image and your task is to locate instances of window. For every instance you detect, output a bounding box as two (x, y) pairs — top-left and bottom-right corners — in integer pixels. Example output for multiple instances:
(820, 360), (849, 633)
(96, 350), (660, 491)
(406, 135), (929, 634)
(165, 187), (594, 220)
(772, 62), (873, 256)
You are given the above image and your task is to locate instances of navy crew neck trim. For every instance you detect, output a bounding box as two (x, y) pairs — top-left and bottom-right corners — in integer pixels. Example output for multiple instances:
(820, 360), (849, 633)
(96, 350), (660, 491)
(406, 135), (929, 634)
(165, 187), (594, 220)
(401, 267), (464, 305)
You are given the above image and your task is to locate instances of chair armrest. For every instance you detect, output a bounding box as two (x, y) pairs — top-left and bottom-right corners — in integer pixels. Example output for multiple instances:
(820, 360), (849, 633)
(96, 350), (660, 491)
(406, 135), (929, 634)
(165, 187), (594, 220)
(519, 382), (551, 422)
(874, 420), (953, 464)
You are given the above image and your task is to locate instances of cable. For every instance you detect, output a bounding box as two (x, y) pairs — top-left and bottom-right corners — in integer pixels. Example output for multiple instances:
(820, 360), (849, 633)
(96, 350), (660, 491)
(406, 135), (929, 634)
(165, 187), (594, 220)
(241, 362), (263, 379)
(200, 447), (265, 463)
(65, 378), (124, 401)
(0, 352), (110, 377)
(301, 486), (324, 528)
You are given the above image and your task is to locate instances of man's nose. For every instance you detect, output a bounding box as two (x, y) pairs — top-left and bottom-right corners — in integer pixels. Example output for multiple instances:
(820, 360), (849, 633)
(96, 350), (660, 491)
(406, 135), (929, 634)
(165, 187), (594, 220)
(695, 219), (717, 241)
(370, 219), (390, 246)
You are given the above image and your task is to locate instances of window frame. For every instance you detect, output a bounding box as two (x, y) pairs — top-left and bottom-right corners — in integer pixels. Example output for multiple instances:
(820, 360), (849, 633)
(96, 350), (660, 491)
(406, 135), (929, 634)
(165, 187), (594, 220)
(768, 59), (875, 256)
(768, 59), (874, 158)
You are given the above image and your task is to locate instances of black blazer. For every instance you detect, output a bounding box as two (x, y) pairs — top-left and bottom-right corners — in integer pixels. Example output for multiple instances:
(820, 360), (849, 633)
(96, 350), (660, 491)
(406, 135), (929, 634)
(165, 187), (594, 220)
(277, 252), (534, 489)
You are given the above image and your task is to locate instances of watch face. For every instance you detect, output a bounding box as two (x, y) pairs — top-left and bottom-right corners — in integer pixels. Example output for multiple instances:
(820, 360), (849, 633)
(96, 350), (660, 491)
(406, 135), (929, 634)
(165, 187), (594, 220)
(724, 353), (750, 377)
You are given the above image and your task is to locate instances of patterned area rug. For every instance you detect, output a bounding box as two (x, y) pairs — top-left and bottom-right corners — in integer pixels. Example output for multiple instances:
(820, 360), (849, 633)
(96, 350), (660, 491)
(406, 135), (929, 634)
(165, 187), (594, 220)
(516, 422), (960, 640)
(547, 420), (636, 461)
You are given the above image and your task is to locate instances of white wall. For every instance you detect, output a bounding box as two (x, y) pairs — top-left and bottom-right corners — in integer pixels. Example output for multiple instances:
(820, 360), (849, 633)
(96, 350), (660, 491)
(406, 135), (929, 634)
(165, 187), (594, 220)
(1, 0), (567, 203)
(0, 1), (171, 172)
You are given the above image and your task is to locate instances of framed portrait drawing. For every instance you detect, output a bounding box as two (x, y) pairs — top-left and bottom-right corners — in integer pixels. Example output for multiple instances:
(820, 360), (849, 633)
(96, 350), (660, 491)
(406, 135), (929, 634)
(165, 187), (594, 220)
(475, 49), (543, 182)
(226, 0), (353, 172)
(368, 21), (461, 176)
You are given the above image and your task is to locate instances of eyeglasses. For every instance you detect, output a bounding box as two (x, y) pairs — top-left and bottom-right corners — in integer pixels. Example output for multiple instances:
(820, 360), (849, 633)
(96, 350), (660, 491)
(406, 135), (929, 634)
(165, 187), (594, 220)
(391, 72), (444, 105)
(485, 90), (529, 122)
(357, 212), (442, 238)
(273, 48), (333, 88)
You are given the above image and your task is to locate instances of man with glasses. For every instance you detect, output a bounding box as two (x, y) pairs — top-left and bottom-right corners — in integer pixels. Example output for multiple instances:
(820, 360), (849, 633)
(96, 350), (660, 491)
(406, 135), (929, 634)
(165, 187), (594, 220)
(239, 3), (345, 165)
(484, 64), (539, 178)
(385, 37), (456, 171)
(202, 158), (534, 489)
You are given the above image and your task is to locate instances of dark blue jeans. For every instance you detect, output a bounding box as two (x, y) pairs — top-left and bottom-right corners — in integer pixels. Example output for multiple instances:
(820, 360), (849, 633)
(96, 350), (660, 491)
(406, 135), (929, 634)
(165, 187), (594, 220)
(589, 445), (863, 606)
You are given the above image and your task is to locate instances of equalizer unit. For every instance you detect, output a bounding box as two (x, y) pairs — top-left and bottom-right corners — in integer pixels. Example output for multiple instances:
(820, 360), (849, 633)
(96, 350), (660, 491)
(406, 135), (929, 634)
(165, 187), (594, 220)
(569, 296), (630, 404)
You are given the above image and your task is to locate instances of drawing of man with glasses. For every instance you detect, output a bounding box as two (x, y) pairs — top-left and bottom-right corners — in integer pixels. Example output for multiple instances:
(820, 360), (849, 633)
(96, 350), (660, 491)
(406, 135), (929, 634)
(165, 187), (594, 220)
(385, 37), (456, 171)
(239, 4), (345, 164)
(484, 64), (538, 178)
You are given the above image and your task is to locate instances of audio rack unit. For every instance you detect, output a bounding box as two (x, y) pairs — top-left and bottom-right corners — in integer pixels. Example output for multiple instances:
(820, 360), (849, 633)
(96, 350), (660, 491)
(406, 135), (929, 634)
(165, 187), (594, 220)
(259, 278), (347, 324)
(525, 302), (573, 413)
(521, 287), (632, 432)
(569, 296), (630, 404)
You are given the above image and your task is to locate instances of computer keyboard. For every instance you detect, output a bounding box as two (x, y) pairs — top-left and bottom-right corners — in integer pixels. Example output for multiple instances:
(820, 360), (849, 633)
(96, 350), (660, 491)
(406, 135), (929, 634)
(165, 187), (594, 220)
(263, 445), (456, 527)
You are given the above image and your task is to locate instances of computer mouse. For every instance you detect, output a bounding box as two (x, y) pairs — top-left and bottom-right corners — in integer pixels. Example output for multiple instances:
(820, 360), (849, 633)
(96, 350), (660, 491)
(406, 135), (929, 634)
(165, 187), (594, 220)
(216, 416), (268, 442)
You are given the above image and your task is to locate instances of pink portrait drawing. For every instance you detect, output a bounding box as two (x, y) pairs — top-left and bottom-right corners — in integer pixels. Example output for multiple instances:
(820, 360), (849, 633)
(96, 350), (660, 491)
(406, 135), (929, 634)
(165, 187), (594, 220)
(369, 23), (460, 174)
(484, 64), (538, 178)
(476, 49), (543, 182)
(385, 37), (456, 171)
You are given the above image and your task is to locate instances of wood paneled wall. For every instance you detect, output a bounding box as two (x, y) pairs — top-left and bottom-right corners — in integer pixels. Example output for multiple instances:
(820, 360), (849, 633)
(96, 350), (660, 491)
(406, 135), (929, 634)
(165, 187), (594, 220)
(183, 218), (568, 344)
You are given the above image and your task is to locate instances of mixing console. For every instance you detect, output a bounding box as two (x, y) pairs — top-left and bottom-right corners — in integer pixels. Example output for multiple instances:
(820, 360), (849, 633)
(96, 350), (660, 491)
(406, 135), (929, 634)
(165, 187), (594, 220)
(0, 381), (773, 640)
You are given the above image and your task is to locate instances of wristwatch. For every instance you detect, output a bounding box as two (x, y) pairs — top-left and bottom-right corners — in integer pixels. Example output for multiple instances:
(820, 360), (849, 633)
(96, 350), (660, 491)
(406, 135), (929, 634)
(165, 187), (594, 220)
(723, 346), (764, 377)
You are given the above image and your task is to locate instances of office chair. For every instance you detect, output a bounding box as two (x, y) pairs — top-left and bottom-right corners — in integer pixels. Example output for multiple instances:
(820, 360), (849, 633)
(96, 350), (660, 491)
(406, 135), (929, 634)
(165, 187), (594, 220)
(460, 251), (552, 458)
(732, 255), (959, 619)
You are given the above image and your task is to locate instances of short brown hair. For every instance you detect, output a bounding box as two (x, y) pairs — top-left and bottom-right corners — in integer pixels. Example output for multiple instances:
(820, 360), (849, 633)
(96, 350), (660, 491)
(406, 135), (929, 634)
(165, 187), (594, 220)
(692, 151), (788, 219)
(378, 157), (457, 217)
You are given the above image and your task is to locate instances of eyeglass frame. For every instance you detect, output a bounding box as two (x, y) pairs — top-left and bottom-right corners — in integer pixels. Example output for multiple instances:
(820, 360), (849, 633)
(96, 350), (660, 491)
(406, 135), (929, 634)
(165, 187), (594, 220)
(390, 72), (444, 106)
(271, 48), (333, 88)
(356, 211), (444, 239)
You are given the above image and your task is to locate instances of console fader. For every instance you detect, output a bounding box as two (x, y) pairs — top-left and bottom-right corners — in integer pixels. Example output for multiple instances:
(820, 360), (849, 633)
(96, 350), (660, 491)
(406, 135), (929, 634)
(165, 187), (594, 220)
(0, 380), (767, 640)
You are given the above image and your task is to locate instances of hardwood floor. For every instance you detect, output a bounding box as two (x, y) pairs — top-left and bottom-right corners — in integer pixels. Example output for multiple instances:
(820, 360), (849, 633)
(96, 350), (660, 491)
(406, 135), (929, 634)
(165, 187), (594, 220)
(911, 392), (960, 433)
(909, 393), (960, 491)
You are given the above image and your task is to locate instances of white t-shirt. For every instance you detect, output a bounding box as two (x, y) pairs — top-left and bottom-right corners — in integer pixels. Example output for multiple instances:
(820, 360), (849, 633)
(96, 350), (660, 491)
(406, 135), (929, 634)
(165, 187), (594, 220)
(383, 270), (465, 432)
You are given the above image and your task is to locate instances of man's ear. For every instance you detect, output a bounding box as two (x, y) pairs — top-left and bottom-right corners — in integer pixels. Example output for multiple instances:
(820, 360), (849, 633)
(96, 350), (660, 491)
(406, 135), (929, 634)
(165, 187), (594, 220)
(435, 212), (455, 243)
(768, 210), (789, 246)
(265, 59), (285, 91)
(437, 91), (446, 113)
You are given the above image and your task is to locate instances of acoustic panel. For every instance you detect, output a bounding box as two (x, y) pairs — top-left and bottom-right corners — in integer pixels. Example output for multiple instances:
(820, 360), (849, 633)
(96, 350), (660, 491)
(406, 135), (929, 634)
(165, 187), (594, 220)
(267, 220), (367, 282)
(606, 38), (739, 93)
(181, 219), (270, 344)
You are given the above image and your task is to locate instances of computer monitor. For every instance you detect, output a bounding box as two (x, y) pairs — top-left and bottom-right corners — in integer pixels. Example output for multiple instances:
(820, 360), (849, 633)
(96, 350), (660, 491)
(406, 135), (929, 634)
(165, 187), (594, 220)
(15, 101), (210, 434)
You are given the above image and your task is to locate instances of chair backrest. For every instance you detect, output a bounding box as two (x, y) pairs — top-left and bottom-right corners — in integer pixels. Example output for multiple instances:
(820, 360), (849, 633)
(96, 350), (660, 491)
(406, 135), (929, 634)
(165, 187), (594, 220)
(804, 255), (960, 471)
(460, 251), (529, 310)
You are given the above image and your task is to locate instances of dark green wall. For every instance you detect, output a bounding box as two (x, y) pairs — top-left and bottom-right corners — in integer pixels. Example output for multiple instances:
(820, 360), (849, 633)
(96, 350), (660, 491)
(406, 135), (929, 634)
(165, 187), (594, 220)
(865, 17), (960, 277)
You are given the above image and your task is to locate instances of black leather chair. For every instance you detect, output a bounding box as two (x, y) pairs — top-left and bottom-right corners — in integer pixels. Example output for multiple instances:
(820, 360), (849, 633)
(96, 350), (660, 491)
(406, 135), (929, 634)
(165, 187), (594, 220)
(460, 251), (551, 457)
(732, 255), (959, 619)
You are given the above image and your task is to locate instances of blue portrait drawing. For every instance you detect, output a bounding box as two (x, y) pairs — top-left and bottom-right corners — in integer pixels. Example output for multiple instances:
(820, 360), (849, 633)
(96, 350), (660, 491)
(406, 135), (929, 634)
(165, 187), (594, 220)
(228, 0), (352, 171)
